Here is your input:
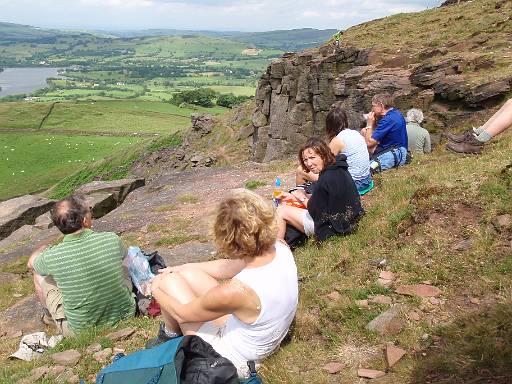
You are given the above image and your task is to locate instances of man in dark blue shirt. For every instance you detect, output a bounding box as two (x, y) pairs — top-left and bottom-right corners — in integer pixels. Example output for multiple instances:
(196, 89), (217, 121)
(360, 93), (408, 172)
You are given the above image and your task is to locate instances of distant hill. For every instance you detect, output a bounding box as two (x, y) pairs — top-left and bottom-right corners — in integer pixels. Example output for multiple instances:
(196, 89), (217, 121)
(88, 28), (338, 51)
(0, 22), (91, 43)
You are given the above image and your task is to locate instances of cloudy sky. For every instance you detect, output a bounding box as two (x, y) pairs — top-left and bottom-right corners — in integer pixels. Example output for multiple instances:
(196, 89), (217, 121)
(1, 0), (444, 32)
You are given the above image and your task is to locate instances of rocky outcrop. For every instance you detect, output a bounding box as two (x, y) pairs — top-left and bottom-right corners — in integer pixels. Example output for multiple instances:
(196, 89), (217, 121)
(251, 45), (512, 162)
(0, 195), (54, 240)
(75, 178), (145, 218)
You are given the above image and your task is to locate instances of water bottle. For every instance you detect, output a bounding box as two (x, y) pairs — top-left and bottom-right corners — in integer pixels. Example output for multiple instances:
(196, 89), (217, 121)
(273, 177), (282, 207)
(125, 246), (155, 296)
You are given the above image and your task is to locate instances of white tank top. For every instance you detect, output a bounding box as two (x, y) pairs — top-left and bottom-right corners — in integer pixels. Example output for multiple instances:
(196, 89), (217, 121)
(223, 241), (298, 363)
(336, 129), (371, 181)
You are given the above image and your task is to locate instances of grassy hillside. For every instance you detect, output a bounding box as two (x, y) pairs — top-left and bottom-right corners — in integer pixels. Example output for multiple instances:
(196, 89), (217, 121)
(339, 0), (512, 86)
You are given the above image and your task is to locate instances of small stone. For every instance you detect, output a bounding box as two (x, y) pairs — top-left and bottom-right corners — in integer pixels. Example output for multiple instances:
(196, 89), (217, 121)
(409, 311), (421, 321)
(379, 271), (395, 280)
(385, 344), (406, 368)
(421, 333), (429, 340)
(48, 366), (66, 376)
(355, 299), (369, 307)
(369, 295), (392, 305)
(93, 348), (113, 362)
(113, 347), (125, 354)
(422, 280), (431, 285)
(29, 366), (50, 381)
(85, 343), (102, 354)
(366, 305), (404, 336)
(454, 239), (473, 251)
(55, 369), (79, 384)
(395, 284), (442, 298)
(429, 297), (440, 305)
(12, 293), (23, 298)
(493, 214), (512, 231)
(326, 291), (342, 301)
(106, 327), (136, 341)
(376, 278), (393, 288)
(50, 349), (81, 366)
(358, 368), (386, 379)
(431, 335), (442, 342)
(321, 362), (345, 374)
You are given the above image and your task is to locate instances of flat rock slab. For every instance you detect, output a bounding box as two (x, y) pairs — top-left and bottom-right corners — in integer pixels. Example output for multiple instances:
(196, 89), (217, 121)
(358, 369), (386, 379)
(50, 349), (81, 366)
(106, 327), (135, 341)
(322, 362), (345, 374)
(158, 241), (216, 267)
(0, 195), (54, 240)
(0, 226), (60, 266)
(76, 178), (145, 206)
(385, 343), (407, 368)
(0, 294), (45, 334)
(0, 272), (22, 285)
(366, 305), (404, 336)
(395, 284), (442, 298)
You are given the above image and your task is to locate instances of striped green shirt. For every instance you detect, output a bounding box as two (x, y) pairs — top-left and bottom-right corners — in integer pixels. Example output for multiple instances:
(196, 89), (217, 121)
(33, 229), (135, 332)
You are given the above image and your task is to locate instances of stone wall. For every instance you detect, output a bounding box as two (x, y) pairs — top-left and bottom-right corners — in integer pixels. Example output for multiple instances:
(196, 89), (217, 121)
(250, 43), (512, 162)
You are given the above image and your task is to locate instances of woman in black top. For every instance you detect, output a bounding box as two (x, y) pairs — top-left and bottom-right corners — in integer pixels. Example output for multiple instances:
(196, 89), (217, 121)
(277, 137), (363, 242)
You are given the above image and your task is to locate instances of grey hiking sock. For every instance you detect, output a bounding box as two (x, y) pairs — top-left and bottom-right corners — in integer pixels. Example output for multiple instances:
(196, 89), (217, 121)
(474, 130), (492, 143)
(472, 126), (484, 135)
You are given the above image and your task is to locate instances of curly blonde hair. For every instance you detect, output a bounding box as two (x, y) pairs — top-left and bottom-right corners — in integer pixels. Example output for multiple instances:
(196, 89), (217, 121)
(213, 189), (277, 259)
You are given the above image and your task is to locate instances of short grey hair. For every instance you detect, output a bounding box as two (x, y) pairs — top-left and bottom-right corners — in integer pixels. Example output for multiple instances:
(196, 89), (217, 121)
(406, 108), (424, 124)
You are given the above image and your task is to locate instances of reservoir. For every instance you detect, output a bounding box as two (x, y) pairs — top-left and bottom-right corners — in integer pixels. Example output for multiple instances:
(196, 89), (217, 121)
(0, 67), (64, 97)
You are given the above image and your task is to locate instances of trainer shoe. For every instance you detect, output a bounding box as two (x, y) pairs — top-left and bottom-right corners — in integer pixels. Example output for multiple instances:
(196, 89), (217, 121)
(444, 130), (473, 143)
(145, 321), (181, 349)
(446, 135), (484, 154)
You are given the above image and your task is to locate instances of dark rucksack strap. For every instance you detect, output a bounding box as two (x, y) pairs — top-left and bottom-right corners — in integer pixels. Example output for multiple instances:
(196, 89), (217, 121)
(247, 361), (257, 376)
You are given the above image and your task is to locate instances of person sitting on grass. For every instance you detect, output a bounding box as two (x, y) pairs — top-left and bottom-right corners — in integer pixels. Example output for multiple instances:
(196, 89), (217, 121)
(406, 108), (431, 154)
(27, 195), (135, 337)
(146, 189), (298, 379)
(360, 93), (408, 172)
(279, 137), (363, 243)
(445, 97), (512, 154)
(296, 105), (373, 195)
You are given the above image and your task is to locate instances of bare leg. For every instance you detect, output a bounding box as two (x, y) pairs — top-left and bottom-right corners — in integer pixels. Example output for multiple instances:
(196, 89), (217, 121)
(276, 205), (307, 240)
(33, 273), (47, 307)
(295, 166), (318, 185)
(157, 269), (223, 335)
(481, 98), (512, 137)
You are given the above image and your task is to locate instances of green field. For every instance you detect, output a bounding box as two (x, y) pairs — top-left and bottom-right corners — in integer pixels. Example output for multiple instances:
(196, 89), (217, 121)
(0, 132), (142, 199)
(0, 99), (226, 200)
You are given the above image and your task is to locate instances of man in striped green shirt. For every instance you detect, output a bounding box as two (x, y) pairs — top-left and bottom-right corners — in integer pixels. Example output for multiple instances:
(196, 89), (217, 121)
(27, 195), (135, 336)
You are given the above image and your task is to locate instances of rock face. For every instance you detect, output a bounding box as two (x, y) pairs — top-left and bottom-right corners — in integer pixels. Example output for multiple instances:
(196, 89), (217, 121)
(0, 195), (54, 240)
(250, 43), (512, 162)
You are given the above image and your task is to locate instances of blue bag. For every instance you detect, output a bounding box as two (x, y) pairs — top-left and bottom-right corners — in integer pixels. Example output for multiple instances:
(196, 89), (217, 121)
(96, 335), (240, 384)
(96, 337), (183, 384)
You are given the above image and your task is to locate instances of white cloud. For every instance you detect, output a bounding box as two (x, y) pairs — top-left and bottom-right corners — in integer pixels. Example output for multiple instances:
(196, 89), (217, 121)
(0, 0), (445, 31)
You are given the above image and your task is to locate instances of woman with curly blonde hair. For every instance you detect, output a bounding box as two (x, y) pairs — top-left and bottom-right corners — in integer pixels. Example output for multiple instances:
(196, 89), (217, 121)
(147, 189), (298, 378)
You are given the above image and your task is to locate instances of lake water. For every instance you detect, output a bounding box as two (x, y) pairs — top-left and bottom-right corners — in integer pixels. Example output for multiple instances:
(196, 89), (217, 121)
(0, 67), (64, 97)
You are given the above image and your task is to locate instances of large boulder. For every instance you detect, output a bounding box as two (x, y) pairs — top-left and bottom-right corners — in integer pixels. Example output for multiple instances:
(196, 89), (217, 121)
(0, 195), (54, 240)
(191, 114), (214, 136)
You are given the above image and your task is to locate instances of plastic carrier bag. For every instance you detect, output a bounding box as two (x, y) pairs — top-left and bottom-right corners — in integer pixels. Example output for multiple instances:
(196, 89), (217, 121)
(125, 246), (155, 296)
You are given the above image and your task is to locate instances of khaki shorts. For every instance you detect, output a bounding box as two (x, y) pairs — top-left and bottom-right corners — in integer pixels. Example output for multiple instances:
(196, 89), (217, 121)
(39, 276), (74, 337)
